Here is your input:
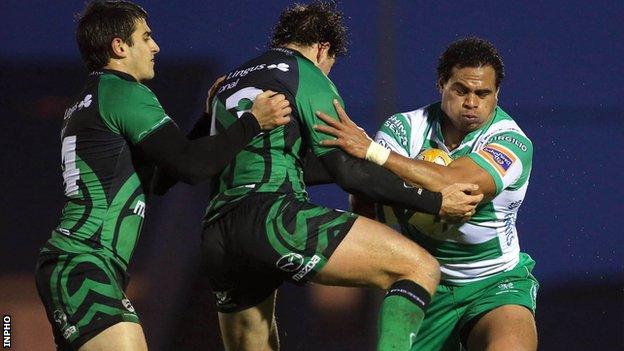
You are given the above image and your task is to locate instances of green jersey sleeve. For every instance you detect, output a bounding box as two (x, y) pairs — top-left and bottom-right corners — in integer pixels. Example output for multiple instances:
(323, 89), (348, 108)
(466, 131), (533, 195)
(374, 113), (412, 156)
(294, 56), (344, 157)
(98, 77), (172, 144)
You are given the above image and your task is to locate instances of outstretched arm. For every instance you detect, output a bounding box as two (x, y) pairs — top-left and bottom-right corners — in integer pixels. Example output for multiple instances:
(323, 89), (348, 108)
(319, 149), (447, 215)
(143, 88), (291, 191)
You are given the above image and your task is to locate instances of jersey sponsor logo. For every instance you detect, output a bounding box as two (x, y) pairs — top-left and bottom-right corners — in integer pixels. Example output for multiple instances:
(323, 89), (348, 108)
(122, 298), (136, 313)
(508, 199), (523, 210)
(272, 47), (294, 55)
(496, 279), (520, 295)
(217, 78), (241, 94)
(477, 143), (516, 176)
(267, 63), (290, 72)
(276, 253), (305, 272)
(53, 310), (77, 339)
(57, 227), (71, 236)
(214, 290), (233, 307)
(292, 255), (321, 282)
(491, 134), (528, 152)
(402, 182), (423, 195)
(63, 325), (77, 340)
(503, 210), (518, 247)
(133, 200), (146, 218)
(53, 310), (68, 330)
(382, 116), (408, 149)
(224, 62), (290, 82)
(63, 94), (92, 120)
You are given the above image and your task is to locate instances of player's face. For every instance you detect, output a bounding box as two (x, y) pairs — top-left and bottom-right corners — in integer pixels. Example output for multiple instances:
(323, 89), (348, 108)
(125, 18), (160, 81)
(439, 65), (499, 133)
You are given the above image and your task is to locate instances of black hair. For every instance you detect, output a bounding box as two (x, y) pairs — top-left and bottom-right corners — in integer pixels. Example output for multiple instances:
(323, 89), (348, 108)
(271, 1), (348, 57)
(437, 37), (505, 88)
(76, 0), (148, 71)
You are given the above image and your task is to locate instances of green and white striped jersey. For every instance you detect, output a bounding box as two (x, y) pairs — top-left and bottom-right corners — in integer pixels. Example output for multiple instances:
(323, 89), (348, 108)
(375, 102), (533, 284)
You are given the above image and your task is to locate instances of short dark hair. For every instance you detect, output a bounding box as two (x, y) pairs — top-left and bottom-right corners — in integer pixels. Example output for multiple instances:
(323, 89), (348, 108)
(76, 0), (148, 71)
(437, 37), (505, 88)
(271, 1), (349, 57)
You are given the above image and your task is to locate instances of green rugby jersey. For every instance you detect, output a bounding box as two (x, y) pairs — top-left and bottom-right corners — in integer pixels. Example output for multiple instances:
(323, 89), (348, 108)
(205, 48), (342, 222)
(375, 103), (533, 284)
(45, 70), (172, 269)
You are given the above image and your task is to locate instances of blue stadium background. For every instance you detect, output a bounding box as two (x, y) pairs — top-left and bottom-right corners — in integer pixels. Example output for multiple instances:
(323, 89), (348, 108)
(0, 0), (621, 349)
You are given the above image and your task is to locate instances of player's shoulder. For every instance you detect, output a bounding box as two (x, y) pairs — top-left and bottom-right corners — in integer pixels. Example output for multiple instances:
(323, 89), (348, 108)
(217, 49), (300, 97)
(486, 107), (532, 143)
(383, 102), (439, 129)
(99, 72), (157, 105)
(481, 106), (533, 157)
(226, 49), (299, 80)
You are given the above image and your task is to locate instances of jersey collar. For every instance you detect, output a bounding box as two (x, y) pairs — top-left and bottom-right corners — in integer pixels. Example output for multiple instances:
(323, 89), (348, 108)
(90, 69), (138, 82)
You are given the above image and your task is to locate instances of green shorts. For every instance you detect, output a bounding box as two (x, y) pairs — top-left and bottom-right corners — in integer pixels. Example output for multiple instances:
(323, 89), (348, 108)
(411, 253), (539, 351)
(201, 192), (358, 313)
(35, 250), (140, 350)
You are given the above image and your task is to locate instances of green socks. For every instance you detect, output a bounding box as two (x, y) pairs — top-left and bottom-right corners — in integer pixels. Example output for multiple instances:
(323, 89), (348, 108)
(377, 280), (432, 350)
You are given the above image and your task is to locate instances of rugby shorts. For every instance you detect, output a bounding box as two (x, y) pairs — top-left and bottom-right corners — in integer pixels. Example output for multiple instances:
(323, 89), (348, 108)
(201, 192), (358, 313)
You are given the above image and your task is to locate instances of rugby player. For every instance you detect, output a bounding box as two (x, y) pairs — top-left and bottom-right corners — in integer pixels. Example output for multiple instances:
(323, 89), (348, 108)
(316, 37), (539, 351)
(34, 1), (291, 350)
(167, 2), (482, 350)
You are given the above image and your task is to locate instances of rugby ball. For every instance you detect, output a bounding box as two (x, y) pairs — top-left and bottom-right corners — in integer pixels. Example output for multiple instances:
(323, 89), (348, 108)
(377, 148), (452, 227)
(417, 148), (453, 166)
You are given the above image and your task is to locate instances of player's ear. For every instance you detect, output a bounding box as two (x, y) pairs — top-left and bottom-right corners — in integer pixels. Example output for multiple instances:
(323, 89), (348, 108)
(317, 42), (331, 62)
(436, 78), (445, 93)
(110, 37), (128, 58)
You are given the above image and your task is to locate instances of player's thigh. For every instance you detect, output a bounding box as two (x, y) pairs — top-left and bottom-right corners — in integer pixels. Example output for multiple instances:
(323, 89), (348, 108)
(218, 290), (278, 351)
(466, 304), (537, 351)
(78, 322), (147, 351)
(312, 215), (439, 291)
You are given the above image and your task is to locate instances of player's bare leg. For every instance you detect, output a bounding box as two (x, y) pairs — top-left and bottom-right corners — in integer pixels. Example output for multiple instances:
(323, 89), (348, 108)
(218, 290), (279, 351)
(78, 322), (147, 351)
(312, 216), (439, 292)
(466, 305), (537, 351)
(312, 216), (440, 350)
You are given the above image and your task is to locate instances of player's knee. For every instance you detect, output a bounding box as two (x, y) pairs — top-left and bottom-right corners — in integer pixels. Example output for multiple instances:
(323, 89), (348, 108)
(379, 249), (440, 290)
(399, 250), (440, 289)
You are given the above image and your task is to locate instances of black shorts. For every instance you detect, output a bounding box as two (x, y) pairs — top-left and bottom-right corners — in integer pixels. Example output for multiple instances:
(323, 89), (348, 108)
(35, 251), (140, 350)
(201, 192), (357, 313)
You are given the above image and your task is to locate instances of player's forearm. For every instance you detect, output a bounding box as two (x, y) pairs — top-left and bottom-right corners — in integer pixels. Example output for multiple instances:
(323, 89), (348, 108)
(321, 150), (442, 215)
(139, 113), (261, 185)
(302, 149), (334, 186)
(384, 152), (455, 192)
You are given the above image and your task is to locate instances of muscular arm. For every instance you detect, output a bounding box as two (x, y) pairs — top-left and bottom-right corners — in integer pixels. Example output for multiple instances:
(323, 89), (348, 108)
(320, 150), (443, 215)
(384, 154), (496, 200)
